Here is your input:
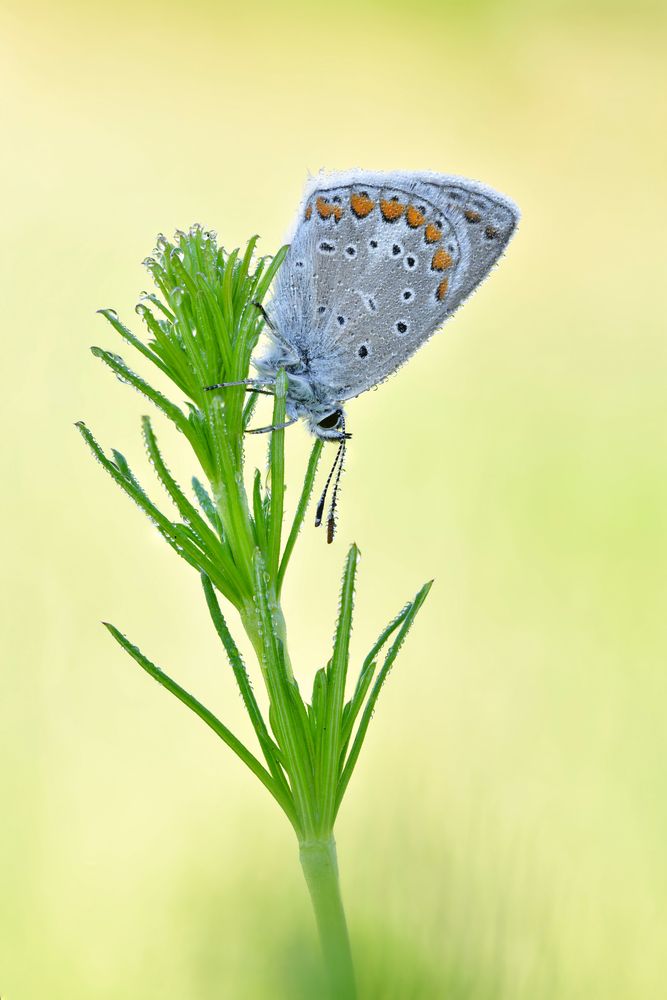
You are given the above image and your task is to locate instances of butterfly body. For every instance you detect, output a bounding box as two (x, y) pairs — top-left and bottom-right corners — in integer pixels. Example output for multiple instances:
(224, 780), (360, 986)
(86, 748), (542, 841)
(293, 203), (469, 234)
(254, 169), (520, 439)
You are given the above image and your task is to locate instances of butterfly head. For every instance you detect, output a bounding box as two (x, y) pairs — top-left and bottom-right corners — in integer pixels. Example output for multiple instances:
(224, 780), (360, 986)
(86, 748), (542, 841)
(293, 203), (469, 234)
(309, 407), (349, 441)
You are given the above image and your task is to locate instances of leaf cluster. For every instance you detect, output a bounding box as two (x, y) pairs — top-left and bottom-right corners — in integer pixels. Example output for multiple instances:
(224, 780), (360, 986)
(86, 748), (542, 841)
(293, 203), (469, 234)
(79, 226), (431, 841)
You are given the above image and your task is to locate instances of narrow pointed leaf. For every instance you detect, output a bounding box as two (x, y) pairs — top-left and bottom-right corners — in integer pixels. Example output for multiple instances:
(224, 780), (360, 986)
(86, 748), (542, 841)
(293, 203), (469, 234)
(102, 623), (295, 821)
(91, 347), (191, 437)
(97, 308), (172, 381)
(340, 600), (414, 755)
(278, 439), (323, 594)
(200, 573), (291, 801)
(335, 580), (433, 815)
(319, 544), (359, 831)
(141, 416), (227, 561)
(77, 422), (239, 604)
(267, 370), (288, 578)
(191, 476), (222, 532)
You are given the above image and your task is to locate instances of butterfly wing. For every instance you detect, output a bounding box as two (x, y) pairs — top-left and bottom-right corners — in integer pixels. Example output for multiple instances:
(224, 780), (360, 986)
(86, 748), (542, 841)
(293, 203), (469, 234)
(269, 170), (519, 403)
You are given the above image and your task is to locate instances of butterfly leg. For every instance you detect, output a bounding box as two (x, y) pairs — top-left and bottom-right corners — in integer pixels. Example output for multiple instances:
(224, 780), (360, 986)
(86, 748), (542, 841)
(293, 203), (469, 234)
(204, 378), (275, 393)
(245, 416), (299, 435)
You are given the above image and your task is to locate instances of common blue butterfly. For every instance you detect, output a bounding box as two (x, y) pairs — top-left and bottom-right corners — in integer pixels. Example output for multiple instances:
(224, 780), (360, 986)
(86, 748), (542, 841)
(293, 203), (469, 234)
(208, 170), (520, 538)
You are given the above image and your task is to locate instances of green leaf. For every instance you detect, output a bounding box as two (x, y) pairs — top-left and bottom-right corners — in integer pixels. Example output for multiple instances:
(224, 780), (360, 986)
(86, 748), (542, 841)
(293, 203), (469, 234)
(141, 416), (235, 581)
(91, 346), (191, 437)
(103, 622), (294, 819)
(77, 421), (240, 605)
(318, 544), (359, 832)
(200, 574), (293, 808)
(340, 600), (414, 756)
(335, 580), (433, 816)
(309, 667), (328, 731)
(267, 369), (288, 579)
(191, 476), (221, 532)
(97, 308), (173, 382)
(251, 549), (315, 833)
(277, 439), (323, 595)
(252, 469), (268, 550)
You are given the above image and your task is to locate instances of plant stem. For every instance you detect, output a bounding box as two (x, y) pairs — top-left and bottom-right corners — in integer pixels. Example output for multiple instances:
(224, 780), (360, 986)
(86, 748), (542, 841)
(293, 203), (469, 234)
(299, 836), (357, 999)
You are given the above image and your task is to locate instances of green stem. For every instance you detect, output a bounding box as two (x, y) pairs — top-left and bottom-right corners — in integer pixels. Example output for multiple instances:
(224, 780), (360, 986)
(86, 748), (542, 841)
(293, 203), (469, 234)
(299, 836), (357, 1000)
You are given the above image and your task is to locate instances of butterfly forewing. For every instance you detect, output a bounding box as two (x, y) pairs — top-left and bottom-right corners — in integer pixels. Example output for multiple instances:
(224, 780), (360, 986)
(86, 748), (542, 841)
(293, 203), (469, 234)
(269, 171), (519, 402)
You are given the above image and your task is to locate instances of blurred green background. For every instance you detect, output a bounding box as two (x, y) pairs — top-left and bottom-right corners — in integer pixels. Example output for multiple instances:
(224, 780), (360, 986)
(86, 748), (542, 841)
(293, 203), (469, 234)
(2, 0), (666, 996)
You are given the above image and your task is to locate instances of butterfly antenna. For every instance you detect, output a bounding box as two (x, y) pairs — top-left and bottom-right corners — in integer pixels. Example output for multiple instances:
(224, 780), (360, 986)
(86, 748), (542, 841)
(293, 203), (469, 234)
(315, 440), (344, 529)
(326, 417), (347, 543)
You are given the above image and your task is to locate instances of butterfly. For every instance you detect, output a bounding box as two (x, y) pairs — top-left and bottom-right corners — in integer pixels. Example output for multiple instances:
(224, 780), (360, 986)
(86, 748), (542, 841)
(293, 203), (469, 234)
(208, 170), (520, 540)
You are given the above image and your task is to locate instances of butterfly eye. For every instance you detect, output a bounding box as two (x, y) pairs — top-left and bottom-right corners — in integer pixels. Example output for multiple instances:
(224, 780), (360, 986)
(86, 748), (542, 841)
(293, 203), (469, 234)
(318, 410), (342, 430)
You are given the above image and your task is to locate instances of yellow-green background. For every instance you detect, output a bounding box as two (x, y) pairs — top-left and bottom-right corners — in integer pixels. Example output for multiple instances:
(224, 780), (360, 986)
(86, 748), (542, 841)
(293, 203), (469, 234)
(2, 0), (666, 996)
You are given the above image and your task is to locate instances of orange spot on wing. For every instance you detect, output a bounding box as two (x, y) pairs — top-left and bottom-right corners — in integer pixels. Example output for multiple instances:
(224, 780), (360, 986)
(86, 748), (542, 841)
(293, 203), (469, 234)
(436, 278), (449, 301)
(350, 192), (375, 218)
(316, 197), (343, 221)
(424, 224), (442, 243)
(304, 204), (312, 220)
(380, 198), (405, 222)
(485, 224), (498, 239)
(431, 248), (453, 271)
(406, 205), (426, 228)
(464, 209), (481, 223)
